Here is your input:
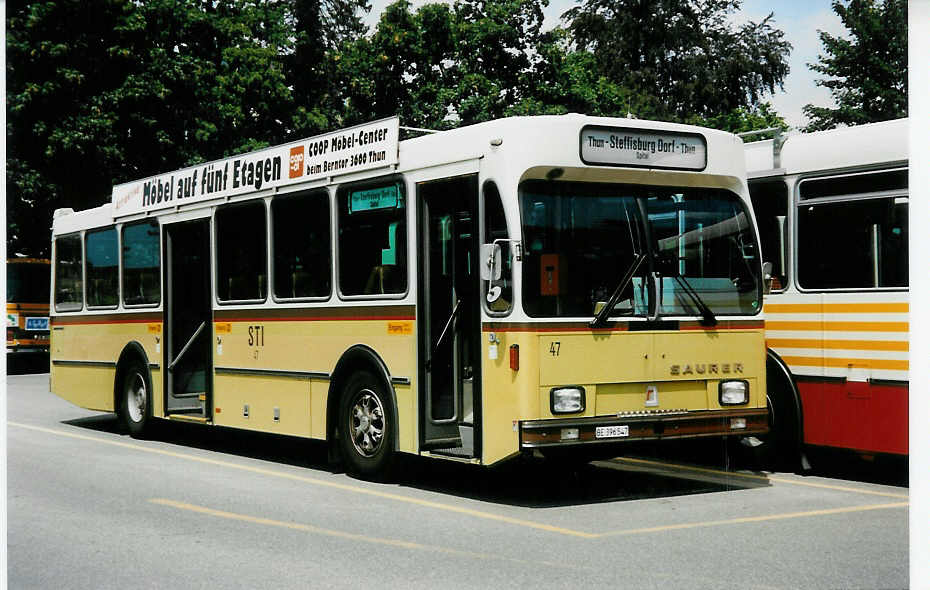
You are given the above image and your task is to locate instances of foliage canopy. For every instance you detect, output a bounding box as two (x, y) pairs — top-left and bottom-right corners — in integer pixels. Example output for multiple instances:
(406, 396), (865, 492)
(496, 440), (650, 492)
(7, 0), (792, 257)
(802, 0), (907, 131)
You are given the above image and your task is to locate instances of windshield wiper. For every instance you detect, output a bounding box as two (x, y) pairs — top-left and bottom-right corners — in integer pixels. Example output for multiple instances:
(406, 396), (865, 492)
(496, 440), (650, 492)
(590, 253), (647, 328)
(670, 274), (717, 327)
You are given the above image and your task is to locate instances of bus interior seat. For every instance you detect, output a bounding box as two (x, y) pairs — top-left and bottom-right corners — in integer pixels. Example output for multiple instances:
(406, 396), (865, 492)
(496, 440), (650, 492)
(364, 265), (396, 295)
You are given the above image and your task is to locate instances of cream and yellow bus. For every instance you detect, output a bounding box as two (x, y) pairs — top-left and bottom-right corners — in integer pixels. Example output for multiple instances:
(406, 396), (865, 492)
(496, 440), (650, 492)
(745, 118), (908, 465)
(51, 115), (768, 478)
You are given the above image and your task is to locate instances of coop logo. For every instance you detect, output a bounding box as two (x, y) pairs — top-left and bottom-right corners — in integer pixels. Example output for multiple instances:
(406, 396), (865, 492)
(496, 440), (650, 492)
(289, 146), (305, 179)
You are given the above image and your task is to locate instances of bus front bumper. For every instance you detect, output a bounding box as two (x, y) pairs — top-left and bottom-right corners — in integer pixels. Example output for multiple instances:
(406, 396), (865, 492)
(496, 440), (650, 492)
(520, 408), (768, 448)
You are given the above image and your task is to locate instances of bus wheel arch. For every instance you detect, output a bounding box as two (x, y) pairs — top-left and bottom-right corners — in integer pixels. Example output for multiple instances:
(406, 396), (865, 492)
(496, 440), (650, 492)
(327, 345), (400, 477)
(762, 349), (806, 471)
(114, 342), (153, 438)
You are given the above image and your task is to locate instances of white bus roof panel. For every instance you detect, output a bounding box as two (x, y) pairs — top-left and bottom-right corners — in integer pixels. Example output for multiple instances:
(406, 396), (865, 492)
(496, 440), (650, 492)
(743, 138), (777, 175)
(780, 118), (908, 174)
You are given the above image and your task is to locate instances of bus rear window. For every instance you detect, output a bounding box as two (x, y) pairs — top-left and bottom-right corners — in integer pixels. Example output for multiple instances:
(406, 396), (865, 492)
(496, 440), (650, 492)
(216, 202), (268, 302)
(338, 182), (407, 296)
(55, 234), (83, 311)
(122, 221), (160, 306)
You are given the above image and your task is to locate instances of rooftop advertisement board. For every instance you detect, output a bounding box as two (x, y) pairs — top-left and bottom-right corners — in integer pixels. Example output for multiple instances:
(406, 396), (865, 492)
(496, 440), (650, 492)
(111, 117), (399, 217)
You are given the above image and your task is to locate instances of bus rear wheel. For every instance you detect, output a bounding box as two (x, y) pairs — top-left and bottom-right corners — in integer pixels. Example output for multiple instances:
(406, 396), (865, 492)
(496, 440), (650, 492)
(120, 361), (152, 439)
(339, 371), (397, 480)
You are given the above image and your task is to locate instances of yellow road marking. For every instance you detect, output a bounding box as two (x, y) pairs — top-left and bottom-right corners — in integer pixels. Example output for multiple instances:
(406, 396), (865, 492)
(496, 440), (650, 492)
(612, 457), (909, 499)
(8, 422), (594, 538)
(595, 502), (909, 538)
(149, 498), (585, 569)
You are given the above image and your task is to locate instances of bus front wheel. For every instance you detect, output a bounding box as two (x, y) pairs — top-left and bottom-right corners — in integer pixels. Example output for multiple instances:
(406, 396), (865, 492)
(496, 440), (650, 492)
(754, 358), (803, 472)
(120, 360), (152, 438)
(339, 370), (397, 480)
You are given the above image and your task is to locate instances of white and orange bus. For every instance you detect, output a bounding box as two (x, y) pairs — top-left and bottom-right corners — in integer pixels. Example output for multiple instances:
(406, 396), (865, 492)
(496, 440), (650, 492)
(51, 114), (768, 478)
(745, 118), (908, 465)
(7, 257), (51, 354)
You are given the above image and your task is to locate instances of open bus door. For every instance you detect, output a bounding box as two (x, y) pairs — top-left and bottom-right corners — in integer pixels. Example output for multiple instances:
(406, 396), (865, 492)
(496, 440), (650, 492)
(164, 218), (213, 419)
(418, 175), (481, 459)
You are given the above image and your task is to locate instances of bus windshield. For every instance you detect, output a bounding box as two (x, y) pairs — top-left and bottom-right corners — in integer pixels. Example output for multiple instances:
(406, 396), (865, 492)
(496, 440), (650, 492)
(7, 262), (50, 304)
(519, 181), (761, 318)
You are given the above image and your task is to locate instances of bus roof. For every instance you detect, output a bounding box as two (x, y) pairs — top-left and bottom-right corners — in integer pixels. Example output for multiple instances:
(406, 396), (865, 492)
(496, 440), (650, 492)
(53, 114), (747, 234)
(745, 118), (908, 178)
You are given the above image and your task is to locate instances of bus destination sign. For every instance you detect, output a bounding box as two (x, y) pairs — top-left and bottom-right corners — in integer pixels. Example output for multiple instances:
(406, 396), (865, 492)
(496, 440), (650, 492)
(349, 185), (402, 213)
(580, 126), (707, 171)
(112, 117), (400, 217)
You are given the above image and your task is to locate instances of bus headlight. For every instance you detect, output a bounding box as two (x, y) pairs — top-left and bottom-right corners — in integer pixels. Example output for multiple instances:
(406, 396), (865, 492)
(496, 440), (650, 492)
(550, 387), (585, 414)
(719, 380), (749, 405)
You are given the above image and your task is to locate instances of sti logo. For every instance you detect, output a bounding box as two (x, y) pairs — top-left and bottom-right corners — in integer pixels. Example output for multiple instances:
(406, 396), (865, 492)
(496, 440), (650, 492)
(289, 146), (305, 179)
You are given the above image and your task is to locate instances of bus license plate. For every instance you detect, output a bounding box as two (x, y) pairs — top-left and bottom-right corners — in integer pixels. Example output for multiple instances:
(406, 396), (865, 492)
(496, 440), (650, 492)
(25, 317), (49, 331)
(595, 425), (629, 439)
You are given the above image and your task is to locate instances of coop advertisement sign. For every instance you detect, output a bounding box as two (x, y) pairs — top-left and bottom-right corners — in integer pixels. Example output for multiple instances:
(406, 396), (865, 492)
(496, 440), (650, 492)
(112, 117), (399, 217)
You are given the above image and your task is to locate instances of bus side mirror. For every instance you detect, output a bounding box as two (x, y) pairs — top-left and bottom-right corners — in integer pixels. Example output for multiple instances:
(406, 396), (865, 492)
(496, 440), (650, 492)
(481, 243), (502, 281)
(762, 261), (774, 295)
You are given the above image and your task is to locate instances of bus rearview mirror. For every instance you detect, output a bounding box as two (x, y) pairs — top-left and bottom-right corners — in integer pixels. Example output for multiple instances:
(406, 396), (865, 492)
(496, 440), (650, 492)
(480, 243), (502, 281)
(762, 261), (773, 295)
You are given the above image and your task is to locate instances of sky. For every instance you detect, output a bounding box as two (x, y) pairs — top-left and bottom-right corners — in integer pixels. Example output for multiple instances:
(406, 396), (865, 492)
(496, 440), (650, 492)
(362, 0), (846, 129)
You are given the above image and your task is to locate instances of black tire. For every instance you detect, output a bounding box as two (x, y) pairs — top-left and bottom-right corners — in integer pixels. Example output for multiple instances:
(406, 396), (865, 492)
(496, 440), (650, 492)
(120, 360), (152, 438)
(754, 358), (803, 472)
(339, 370), (397, 480)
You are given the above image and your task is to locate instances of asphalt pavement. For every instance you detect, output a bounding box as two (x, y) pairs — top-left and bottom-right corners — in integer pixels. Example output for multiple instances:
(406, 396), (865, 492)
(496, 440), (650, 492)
(6, 373), (909, 589)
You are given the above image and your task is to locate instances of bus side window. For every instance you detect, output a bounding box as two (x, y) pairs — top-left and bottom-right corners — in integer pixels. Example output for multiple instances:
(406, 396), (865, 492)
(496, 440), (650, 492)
(86, 227), (119, 308)
(748, 180), (788, 290)
(482, 182), (512, 313)
(272, 191), (331, 299)
(338, 181), (407, 296)
(54, 233), (84, 312)
(798, 196), (908, 289)
(122, 220), (160, 306)
(216, 201), (268, 302)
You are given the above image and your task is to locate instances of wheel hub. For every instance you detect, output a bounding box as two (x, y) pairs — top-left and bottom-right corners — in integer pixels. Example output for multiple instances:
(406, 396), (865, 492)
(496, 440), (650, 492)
(350, 390), (385, 458)
(127, 373), (146, 423)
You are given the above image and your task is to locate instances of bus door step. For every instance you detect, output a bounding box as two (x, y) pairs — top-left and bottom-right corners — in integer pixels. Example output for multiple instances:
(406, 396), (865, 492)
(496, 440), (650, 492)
(433, 425), (474, 458)
(432, 445), (474, 458)
(167, 413), (209, 424)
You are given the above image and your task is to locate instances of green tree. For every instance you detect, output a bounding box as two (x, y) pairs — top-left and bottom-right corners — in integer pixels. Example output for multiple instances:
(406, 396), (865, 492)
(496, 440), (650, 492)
(803, 0), (907, 131)
(289, 0), (371, 135)
(563, 0), (791, 122)
(452, 0), (548, 124)
(337, 1), (458, 130)
(510, 26), (658, 119)
(688, 102), (788, 137)
(7, 0), (144, 257)
(6, 0), (295, 257)
(339, 0), (553, 130)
